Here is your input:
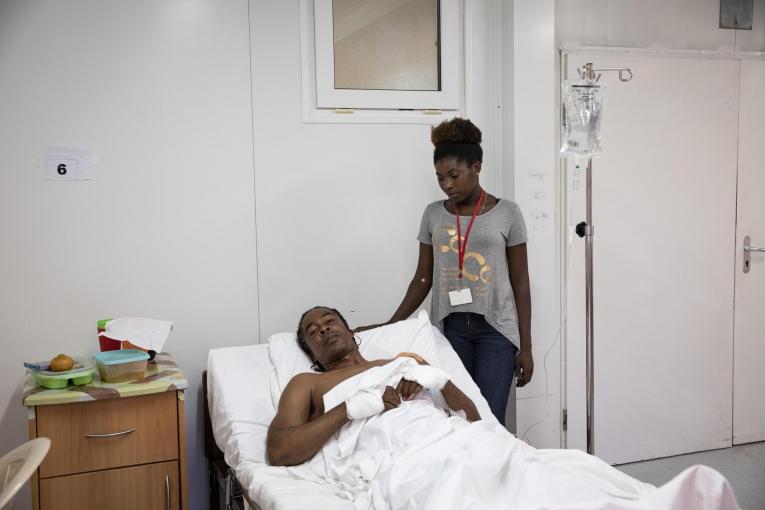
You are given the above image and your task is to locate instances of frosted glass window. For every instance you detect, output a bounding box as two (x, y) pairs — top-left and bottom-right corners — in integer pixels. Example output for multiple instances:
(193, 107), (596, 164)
(332, 0), (440, 91)
(311, 0), (459, 110)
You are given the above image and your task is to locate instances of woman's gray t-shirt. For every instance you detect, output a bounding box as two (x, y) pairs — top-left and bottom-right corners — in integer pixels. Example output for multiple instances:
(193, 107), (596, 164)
(418, 199), (528, 347)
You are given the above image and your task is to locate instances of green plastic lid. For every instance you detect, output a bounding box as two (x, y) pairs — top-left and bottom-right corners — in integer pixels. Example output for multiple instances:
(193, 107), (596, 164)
(94, 349), (149, 366)
(97, 319), (112, 330)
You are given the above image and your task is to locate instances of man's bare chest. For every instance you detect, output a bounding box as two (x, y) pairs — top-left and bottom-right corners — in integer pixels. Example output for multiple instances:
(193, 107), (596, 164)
(309, 360), (390, 418)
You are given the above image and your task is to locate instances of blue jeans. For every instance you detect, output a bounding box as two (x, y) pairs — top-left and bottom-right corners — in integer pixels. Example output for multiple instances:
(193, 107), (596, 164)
(442, 312), (517, 426)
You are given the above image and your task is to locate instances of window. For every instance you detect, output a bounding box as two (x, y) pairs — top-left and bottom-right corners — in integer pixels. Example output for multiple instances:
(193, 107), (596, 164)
(305, 0), (461, 116)
(332, 0), (440, 92)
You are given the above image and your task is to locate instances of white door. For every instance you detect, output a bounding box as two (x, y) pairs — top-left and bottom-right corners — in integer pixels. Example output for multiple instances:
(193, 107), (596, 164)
(734, 59), (765, 445)
(564, 52), (739, 464)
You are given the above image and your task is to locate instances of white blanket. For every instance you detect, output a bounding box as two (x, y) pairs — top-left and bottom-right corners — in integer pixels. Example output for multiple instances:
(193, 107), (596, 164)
(288, 358), (738, 510)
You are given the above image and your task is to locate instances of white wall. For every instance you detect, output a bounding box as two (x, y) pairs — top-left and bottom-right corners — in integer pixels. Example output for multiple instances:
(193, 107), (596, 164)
(250, 0), (505, 340)
(557, 0), (765, 53)
(512, 0), (561, 448)
(0, 2), (258, 508)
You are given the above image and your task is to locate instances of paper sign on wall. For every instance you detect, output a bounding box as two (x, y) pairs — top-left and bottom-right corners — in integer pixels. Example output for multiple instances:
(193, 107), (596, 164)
(44, 147), (98, 180)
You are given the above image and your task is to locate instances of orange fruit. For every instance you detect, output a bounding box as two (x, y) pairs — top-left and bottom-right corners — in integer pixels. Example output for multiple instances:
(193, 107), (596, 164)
(50, 354), (74, 372)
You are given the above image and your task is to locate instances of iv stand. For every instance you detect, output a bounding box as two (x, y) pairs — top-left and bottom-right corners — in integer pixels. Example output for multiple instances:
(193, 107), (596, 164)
(573, 63), (632, 456)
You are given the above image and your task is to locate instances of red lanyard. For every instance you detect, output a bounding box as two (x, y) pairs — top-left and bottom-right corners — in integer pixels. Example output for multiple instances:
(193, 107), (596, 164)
(455, 189), (485, 283)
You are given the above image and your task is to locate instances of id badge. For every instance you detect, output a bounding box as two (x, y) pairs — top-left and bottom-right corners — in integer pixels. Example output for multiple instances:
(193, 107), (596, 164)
(448, 288), (473, 306)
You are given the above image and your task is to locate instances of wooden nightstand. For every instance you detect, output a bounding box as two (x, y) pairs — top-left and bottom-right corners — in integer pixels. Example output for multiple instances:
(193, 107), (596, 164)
(23, 352), (189, 510)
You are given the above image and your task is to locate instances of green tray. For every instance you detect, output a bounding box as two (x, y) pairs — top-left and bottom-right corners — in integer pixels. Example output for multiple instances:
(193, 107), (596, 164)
(31, 359), (96, 389)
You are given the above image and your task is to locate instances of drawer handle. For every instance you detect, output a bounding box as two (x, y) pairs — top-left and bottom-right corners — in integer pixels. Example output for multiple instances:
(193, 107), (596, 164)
(84, 428), (136, 438)
(165, 473), (170, 510)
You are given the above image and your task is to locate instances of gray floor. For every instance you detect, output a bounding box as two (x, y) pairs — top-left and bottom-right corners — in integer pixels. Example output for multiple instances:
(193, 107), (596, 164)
(615, 442), (765, 510)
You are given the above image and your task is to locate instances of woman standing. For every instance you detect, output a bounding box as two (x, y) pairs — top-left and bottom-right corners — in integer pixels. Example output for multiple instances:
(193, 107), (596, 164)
(363, 118), (533, 426)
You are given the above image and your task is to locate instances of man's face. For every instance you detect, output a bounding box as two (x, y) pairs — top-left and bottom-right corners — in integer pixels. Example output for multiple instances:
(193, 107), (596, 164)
(300, 308), (355, 366)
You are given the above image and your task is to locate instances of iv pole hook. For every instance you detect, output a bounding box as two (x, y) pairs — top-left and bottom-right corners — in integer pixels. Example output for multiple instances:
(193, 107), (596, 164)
(577, 63), (633, 82)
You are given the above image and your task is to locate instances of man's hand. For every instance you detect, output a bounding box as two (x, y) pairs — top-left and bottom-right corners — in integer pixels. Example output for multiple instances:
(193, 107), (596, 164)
(395, 378), (423, 400)
(382, 386), (401, 412)
(515, 349), (534, 387)
(403, 364), (449, 391)
(346, 388), (385, 419)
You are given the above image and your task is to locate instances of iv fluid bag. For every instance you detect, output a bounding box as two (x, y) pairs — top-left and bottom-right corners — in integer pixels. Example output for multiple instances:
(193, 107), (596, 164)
(561, 80), (606, 157)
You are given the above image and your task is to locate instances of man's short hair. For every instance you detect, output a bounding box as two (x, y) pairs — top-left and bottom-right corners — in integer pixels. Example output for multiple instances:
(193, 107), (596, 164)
(296, 306), (351, 365)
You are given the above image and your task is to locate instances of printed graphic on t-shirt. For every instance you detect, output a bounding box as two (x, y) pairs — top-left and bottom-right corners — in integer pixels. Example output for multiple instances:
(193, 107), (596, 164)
(436, 225), (493, 297)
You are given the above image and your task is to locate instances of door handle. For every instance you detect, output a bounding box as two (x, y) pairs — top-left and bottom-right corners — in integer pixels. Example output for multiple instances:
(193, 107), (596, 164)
(84, 428), (135, 438)
(165, 473), (170, 510)
(743, 236), (765, 273)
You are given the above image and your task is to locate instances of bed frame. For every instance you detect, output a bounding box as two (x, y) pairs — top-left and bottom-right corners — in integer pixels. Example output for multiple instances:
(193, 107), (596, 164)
(203, 370), (262, 510)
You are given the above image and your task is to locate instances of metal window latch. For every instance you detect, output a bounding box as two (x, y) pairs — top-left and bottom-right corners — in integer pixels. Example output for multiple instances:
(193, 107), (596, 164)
(743, 236), (765, 273)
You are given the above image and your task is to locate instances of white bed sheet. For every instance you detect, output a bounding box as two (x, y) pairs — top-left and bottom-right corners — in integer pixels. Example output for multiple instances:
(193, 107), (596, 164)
(207, 332), (738, 510)
(236, 462), (354, 510)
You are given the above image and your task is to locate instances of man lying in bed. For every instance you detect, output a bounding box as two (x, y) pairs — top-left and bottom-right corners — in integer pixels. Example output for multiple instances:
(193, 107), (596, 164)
(266, 306), (737, 510)
(266, 305), (479, 467)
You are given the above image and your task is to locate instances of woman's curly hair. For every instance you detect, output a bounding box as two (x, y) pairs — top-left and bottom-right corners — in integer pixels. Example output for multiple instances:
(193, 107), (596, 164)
(431, 118), (483, 165)
(431, 117), (482, 145)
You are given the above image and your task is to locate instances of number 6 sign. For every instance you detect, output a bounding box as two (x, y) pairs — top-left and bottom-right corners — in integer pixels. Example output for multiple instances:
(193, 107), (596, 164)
(44, 147), (96, 180)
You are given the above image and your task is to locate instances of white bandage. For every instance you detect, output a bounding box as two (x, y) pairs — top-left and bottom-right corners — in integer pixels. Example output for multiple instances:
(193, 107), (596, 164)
(403, 364), (450, 391)
(345, 388), (385, 420)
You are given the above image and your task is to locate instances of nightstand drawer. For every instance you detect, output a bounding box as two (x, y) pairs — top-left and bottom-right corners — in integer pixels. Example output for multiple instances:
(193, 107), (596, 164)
(40, 460), (180, 510)
(37, 391), (179, 478)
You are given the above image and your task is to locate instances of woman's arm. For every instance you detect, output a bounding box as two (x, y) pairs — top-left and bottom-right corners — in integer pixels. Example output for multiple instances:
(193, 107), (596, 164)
(389, 242), (434, 322)
(355, 243), (434, 331)
(508, 243), (533, 386)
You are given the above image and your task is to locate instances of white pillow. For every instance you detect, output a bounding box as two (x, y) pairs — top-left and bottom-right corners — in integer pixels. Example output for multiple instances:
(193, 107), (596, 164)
(359, 310), (441, 367)
(267, 332), (313, 395)
(267, 310), (440, 394)
(207, 344), (276, 468)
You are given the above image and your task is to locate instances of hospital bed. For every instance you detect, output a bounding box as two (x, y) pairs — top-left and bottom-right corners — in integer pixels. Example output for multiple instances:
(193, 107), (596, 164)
(204, 312), (738, 510)
(204, 311), (489, 509)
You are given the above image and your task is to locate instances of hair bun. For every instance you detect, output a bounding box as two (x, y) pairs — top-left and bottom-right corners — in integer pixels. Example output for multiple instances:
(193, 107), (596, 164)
(431, 118), (482, 146)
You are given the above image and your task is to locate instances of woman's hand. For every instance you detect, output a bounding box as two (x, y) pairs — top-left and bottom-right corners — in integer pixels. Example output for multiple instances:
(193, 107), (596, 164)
(515, 350), (534, 387)
(396, 352), (429, 365)
(353, 323), (387, 333)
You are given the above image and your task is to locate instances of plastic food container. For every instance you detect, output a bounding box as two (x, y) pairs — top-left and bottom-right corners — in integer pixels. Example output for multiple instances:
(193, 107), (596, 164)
(31, 359), (96, 389)
(94, 349), (149, 383)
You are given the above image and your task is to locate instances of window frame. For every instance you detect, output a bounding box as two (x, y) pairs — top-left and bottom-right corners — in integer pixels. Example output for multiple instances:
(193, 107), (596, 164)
(312, 0), (461, 111)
